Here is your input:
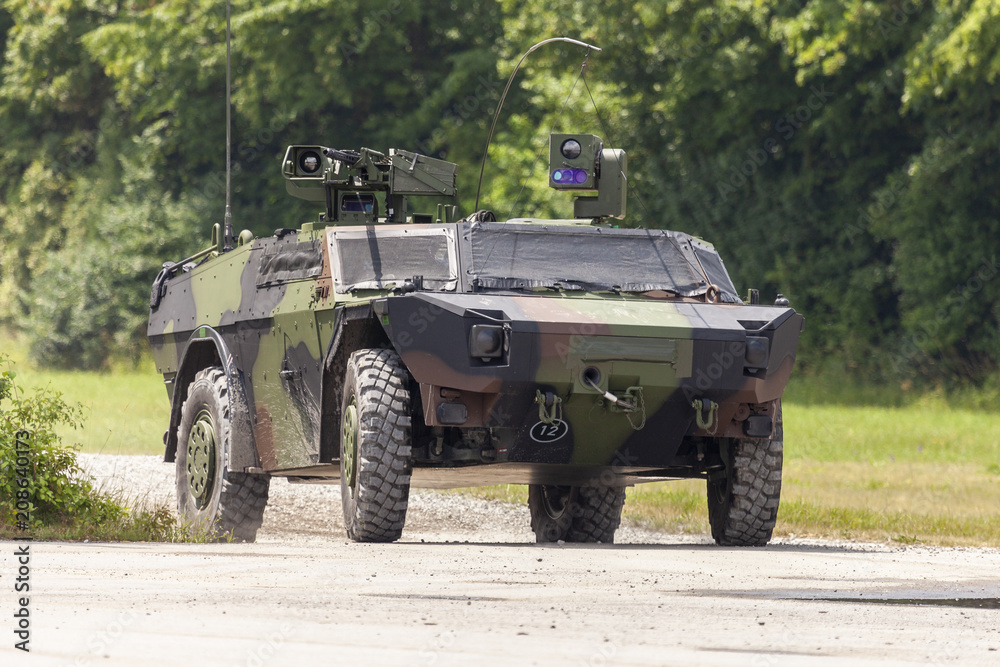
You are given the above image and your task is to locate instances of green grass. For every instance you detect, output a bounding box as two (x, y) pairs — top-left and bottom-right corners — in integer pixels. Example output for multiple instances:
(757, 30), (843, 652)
(784, 401), (1000, 464)
(5, 332), (1000, 545)
(2, 335), (168, 455)
(617, 460), (1000, 546)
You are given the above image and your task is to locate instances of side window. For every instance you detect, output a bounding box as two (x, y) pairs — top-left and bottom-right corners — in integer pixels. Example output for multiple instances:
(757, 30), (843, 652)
(327, 227), (458, 293)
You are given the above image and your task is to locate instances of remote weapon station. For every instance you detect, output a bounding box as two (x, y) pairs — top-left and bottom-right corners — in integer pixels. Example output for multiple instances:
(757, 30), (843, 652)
(148, 22), (803, 545)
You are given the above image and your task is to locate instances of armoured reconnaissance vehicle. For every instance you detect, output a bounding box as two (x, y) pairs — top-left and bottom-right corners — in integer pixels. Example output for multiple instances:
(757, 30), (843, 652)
(148, 38), (803, 546)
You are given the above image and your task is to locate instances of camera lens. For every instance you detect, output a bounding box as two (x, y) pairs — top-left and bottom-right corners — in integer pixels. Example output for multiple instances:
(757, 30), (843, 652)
(560, 139), (582, 160)
(299, 151), (321, 174)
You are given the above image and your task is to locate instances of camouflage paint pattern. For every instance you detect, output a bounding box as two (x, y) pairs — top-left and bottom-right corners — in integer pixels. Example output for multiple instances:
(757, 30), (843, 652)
(149, 220), (803, 489)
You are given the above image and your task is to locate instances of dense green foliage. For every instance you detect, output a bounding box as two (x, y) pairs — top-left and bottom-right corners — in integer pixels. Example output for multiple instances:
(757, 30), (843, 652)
(0, 354), (184, 540)
(0, 1), (997, 386)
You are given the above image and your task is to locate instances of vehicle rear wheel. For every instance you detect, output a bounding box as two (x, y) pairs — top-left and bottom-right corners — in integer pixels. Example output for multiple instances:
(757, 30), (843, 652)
(528, 484), (626, 544)
(707, 402), (783, 546)
(340, 349), (413, 543)
(566, 485), (626, 544)
(175, 367), (269, 542)
(528, 485), (576, 542)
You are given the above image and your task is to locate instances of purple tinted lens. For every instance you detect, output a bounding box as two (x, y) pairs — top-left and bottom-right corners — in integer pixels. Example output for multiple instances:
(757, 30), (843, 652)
(574, 170), (588, 184)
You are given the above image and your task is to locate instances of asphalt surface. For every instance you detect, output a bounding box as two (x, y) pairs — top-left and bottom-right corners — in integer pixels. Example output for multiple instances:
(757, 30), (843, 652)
(3, 532), (999, 666)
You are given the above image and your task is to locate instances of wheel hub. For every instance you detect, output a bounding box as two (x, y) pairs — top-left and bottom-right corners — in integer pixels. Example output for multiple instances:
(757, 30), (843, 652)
(342, 400), (359, 496)
(540, 485), (573, 520)
(186, 409), (216, 508)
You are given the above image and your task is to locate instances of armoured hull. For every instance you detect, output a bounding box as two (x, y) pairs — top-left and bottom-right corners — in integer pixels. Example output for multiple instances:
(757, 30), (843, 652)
(149, 221), (802, 487)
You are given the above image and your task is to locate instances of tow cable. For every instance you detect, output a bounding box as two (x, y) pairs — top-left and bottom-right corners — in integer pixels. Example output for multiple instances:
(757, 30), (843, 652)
(582, 374), (634, 410)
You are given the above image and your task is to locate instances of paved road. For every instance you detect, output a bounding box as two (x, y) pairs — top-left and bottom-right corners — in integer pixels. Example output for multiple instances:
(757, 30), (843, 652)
(3, 535), (998, 666)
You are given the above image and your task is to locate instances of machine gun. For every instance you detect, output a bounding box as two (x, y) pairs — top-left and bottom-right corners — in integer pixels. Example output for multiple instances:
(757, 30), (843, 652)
(282, 145), (458, 225)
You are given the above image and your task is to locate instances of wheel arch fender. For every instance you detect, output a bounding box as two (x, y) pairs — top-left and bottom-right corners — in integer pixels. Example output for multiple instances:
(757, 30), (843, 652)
(319, 305), (393, 462)
(164, 326), (260, 473)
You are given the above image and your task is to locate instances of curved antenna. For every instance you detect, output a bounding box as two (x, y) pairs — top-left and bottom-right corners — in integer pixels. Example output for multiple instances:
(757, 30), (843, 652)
(473, 37), (601, 213)
(222, 0), (234, 251)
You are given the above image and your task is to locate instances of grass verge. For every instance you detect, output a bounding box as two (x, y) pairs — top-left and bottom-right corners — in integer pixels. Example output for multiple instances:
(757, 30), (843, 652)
(2, 333), (168, 455)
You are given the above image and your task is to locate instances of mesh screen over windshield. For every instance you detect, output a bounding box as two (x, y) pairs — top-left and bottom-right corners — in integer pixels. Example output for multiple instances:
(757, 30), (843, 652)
(466, 222), (739, 301)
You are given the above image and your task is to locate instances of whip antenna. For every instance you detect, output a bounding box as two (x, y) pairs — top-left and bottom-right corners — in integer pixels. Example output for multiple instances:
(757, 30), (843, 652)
(473, 37), (601, 213)
(222, 0), (234, 251)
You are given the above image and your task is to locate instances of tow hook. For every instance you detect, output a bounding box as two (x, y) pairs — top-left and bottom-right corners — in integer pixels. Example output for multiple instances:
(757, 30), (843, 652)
(582, 374), (634, 410)
(581, 376), (646, 430)
(535, 390), (564, 425)
(692, 398), (720, 435)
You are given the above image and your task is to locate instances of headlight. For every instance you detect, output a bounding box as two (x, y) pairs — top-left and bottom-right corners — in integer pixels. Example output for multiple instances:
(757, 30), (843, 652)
(469, 324), (504, 361)
(744, 336), (770, 368)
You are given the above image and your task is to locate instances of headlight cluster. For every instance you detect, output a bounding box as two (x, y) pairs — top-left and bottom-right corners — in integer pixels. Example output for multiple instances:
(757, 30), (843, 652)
(469, 324), (504, 362)
(744, 336), (770, 372)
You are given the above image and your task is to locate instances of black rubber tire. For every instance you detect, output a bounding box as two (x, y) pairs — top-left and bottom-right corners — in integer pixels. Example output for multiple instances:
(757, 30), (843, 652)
(707, 402), (783, 546)
(340, 349), (413, 543)
(529, 484), (626, 544)
(176, 367), (269, 542)
(566, 485), (626, 544)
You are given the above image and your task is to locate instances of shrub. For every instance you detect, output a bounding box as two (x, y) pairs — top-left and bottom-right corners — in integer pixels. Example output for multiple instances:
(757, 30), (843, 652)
(0, 354), (184, 540)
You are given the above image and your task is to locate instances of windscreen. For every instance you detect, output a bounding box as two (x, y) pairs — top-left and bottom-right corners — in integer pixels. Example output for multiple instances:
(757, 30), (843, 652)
(466, 222), (740, 301)
(329, 227), (458, 293)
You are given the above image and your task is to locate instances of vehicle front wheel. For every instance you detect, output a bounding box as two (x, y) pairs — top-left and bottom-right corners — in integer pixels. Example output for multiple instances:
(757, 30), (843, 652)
(340, 349), (414, 543)
(707, 402), (783, 546)
(175, 367), (269, 542)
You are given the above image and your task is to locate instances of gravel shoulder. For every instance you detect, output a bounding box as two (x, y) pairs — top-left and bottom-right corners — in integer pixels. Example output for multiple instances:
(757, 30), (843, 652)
(77, 453), (706, 545)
